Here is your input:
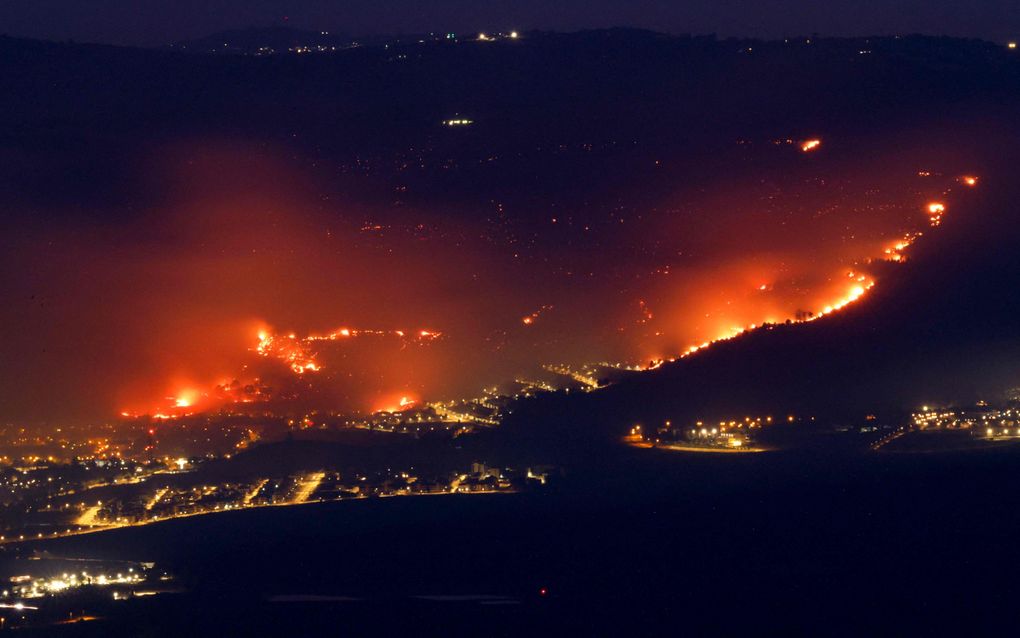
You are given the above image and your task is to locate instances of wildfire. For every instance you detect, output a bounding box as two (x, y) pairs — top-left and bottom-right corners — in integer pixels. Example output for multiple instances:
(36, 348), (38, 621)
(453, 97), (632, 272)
(883, 233), (921, 262)
(255, 330), (318, 374)
(374, 394), (418, 413)
(118, 384), (210, 420)
(651, 189), (969, 371)
(522, 305), (554, 326)
(658, 277), (877, 368)
(253, 325), (444, 375)
(305, 327), (442, 343)
(113, 151), (980, 424)
(926, 202), (946, 226)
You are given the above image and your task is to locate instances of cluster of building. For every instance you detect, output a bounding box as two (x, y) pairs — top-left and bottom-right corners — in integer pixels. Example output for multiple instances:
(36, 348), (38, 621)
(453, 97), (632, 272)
(0, 366), (585, 545)
(5, 568), (145, 600)
(0, 423), (134, 467)
(0, 456), (549, 545)
(911, 394), (1020, 440)
(302, 363), (623, 436)
(0, 456), (204, 543)
(626, 414), (800, 450)
(86, 462), (541, 528)
(180, 29), (522, 57)
(0, 559), (173, 630)
(0, 416), (269, 468)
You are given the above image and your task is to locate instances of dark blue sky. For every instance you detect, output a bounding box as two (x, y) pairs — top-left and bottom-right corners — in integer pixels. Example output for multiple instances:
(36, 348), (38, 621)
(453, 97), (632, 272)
(1, 0), (1017, 46)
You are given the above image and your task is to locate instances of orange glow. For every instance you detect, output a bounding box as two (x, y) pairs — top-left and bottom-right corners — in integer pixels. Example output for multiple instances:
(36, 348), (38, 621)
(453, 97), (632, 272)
(254, 329), (320, 374)
(522, 305), (554, 326)
(962, 175), (978, 186)
(375, 393), (419, 413)
(926, 202), (946, 227)
(91, 143), (975, 422)
(667, 276), (877, 364)
(254, 325), (445, 377)
(883, 233), (920, 262)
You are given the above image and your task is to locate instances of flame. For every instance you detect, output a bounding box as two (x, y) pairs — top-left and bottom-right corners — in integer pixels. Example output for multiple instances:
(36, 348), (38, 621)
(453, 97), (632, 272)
(926, 202), (946, 226)
(883, 233), (920, 262)
(253, 329), (319, 374)
(110, 143), (978, 421)
(645, 269), (881, 371)
(522, 305), (554, 326)
(375, 393), (418, 413)
(252, 325), (445, 377)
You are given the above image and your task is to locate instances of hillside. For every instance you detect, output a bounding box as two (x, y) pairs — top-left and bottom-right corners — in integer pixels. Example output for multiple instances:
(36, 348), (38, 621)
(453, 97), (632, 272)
(497, 155), (1020, 458)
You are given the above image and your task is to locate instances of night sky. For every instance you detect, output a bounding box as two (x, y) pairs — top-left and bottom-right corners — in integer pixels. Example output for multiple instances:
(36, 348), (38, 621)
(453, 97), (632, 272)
(1, 0), (1017, 46)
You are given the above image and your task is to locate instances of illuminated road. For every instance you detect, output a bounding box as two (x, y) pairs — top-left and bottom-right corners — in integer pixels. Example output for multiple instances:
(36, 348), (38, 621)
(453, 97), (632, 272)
(0, 487), (517, 547)
(290, 472), (325, 504)
(243, 478), (269, 505)
(543, 364), (602, 390)
(448, 474), (468, 491)
(627, 440), (767, 454)
(872, 428), (909, 451)
(514, 378), (556, 393)
(428, 403), (499, 426)
(74, 505), (103, 527)
(144, 487), (168, 511)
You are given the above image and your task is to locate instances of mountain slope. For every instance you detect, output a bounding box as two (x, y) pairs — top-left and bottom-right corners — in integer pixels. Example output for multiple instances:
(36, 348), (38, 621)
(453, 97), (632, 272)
(497, 148), (1020, 457)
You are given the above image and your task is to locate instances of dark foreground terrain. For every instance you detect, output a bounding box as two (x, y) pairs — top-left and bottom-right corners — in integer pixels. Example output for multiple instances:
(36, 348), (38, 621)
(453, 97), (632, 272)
(12, 442), (1020, 636)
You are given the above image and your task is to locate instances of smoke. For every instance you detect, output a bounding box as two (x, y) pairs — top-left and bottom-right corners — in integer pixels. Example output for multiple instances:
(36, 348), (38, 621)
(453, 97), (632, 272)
(0, 130), (984, 422)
